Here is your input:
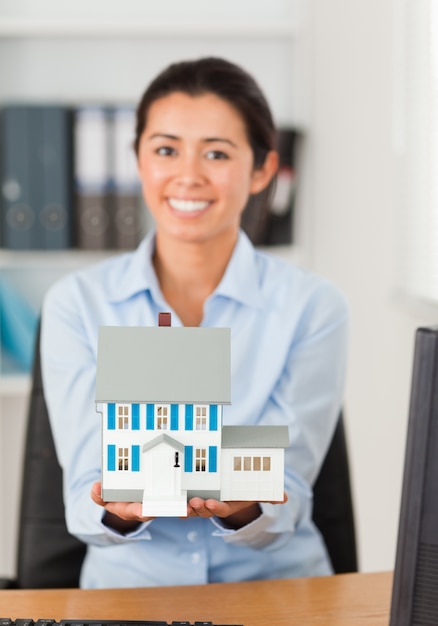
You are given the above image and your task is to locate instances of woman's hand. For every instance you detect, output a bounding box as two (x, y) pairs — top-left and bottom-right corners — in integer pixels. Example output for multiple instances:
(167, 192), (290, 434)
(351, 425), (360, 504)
(91, 481), (152, 533)
(91, 481), (288, 532)
(188, 493), (288, 529)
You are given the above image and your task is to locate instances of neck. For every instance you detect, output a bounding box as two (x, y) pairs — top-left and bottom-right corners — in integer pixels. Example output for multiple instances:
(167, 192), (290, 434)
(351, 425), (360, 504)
(153, 230), (238, 327)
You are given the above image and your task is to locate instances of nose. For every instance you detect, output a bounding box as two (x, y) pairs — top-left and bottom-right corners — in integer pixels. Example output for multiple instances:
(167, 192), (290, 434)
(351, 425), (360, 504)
(175, 152), (205, 186)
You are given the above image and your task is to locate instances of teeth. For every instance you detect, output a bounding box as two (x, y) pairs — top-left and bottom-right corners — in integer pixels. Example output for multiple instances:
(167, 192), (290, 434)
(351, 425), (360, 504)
(168, 198), (210, 212)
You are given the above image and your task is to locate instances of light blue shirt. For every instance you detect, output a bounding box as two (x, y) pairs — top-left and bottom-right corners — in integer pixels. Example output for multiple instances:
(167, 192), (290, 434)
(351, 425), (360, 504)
(41, 230), (349, 589)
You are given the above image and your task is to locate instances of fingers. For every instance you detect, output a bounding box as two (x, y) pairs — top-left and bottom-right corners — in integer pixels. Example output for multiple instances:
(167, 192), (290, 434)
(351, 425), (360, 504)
(91, 481), (105, 505)
(90, 481), (151, 522)
(187, 492), (288, 526)
(187, 497), (224, 518)
(187, 497), (255, 519)
(91, 482), (288, 523)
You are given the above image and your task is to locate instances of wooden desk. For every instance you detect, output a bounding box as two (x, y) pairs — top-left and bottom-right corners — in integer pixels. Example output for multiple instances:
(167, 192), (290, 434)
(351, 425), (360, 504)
(0, 571), (392, 626)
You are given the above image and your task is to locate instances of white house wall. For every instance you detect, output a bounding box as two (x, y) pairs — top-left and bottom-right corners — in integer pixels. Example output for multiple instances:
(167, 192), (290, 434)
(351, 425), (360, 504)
(220, 448), (285, 501)
(101, 402), (223, 500)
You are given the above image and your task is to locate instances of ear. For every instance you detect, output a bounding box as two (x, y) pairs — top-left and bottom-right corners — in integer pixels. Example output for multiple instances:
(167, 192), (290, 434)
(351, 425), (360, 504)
(249, 150), (279, 195)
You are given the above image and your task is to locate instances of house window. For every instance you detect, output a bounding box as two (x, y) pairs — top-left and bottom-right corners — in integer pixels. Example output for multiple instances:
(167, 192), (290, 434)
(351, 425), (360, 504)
(195, 448), (207, 472)
(118, 447), (129, 471)
(118, 405), (129, 429)
(195, 405), (207, 430)
(233, 455), (272, 472)
(156, 405), (169, 430)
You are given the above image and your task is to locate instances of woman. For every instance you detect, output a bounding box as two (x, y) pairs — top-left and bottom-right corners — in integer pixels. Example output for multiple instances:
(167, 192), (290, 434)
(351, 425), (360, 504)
(41, 57), (349, 588)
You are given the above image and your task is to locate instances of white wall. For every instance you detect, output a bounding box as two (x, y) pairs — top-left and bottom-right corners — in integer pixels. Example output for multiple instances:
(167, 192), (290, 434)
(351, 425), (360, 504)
(305, 0), (438, 572)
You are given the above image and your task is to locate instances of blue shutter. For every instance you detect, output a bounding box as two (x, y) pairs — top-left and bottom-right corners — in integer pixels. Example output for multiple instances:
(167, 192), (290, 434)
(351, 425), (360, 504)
(107, 444), (116, 471)
(185, 404), (193, 430)
(131, 445), (140, 471)
(208, 446), (217, 472)
(146, 404), (154, 430)
(209, 405), (218, 431)
(184, 446), (193, 472)
(132, 404), (140, 430)
(107, 404), (116, 430)
(170, 404), (179, 430)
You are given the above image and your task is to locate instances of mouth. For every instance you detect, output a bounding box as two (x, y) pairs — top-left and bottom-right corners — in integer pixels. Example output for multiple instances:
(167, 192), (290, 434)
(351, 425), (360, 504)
(167, 198), (212, 213)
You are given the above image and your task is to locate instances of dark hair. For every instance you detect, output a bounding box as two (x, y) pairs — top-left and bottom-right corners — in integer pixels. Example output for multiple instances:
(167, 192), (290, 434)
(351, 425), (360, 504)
(134, 57), (276, 168)
(134, 57), (278, 241)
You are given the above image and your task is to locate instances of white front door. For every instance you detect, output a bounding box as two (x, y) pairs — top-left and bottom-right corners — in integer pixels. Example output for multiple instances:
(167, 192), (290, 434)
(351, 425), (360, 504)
(143, 445), (182, 497)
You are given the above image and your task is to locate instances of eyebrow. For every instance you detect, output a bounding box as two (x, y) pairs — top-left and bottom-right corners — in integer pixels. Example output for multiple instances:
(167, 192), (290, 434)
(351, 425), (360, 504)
(147, 133), (237, 148)
(204, 137), (237, 148)
(147, 133), (179, 141)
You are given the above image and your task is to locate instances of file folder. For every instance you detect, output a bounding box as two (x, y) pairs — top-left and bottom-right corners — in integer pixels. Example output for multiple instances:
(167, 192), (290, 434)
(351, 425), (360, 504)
(73, 106), (112, 249)
(109, 106), (144, 250)
(268, 128), (298, 245)
(0, 104), (73, 250)
(241, 128), (298, 246)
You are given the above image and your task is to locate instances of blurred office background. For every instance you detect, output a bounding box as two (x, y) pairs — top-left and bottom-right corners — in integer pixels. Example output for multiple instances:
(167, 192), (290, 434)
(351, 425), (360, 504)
(0, 0), (437, 578)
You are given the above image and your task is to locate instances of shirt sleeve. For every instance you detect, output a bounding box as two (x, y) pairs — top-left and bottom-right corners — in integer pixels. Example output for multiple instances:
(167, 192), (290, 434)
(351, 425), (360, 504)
(40, 275), (152, 546)
(210, 280), (349, 551)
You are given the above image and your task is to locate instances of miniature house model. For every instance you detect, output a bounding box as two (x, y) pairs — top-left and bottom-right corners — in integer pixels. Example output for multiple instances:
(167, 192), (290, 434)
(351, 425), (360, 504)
(96, 314), (289, 517)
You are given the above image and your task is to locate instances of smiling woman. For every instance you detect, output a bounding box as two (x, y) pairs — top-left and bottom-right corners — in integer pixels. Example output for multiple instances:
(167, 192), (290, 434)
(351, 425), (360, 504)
(136, 90), (277, 326)
(132, 59), (279, 327)
(137, 92), (268, 238)
(41, 57), (349, 589)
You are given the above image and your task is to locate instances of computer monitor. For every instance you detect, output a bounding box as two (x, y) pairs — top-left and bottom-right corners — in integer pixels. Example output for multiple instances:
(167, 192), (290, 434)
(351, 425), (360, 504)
(390, 326), (438, 626)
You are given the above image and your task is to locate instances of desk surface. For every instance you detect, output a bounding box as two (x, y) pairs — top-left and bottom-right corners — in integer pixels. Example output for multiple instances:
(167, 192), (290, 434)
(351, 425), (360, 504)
(0, 571), (393, 626)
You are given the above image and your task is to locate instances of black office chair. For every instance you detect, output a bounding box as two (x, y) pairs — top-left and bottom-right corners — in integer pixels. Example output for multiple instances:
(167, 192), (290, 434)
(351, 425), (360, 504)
(312, 414), (358, 573)
(0, 324), (357, 588)
(0, 323), (86, 589)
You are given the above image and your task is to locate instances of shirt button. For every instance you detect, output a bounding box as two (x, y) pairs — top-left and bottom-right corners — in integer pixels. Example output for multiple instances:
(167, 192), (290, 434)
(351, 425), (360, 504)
(191, 552), (201, 564)
(187, 531), (198, 543)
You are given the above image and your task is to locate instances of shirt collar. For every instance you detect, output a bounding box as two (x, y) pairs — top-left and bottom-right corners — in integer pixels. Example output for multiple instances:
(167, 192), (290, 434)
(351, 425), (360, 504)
(107, 231), (161, 304)
(107, 229), (264, 310)
(212, 230), (264, 310)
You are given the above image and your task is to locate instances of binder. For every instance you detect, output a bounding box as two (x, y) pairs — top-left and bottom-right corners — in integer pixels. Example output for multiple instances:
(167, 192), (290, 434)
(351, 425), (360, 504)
(108, 106), (144, 250)
(268, 128), (298, 245)
(0, 104), (73, 250)
(73, 106), (112, 249)
(240, 128), (298, 246)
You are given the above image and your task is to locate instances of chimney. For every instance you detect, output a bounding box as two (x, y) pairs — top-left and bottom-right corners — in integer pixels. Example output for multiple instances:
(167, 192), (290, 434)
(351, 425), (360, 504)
(158, 312), (171, 327)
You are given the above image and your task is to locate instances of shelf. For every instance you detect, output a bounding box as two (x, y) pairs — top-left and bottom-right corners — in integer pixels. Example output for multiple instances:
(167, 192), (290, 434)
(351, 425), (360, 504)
(0, 373), (31, 397)
(0, 245), (302, 268)
(0, 18), (297, 39)
(0, 248), (123, 270)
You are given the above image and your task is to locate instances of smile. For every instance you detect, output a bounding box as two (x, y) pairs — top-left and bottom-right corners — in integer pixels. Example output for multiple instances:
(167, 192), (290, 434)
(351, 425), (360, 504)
(168, 198), (211, 213)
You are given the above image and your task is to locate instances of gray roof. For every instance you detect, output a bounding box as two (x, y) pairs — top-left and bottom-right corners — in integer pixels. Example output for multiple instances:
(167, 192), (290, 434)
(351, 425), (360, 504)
(95, 325), (231, 404)
(221, 425), (289, 448)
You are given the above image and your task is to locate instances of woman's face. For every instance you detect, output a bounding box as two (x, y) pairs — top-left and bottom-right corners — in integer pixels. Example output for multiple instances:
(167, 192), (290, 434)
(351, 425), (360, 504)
(136, 91), (276, 246)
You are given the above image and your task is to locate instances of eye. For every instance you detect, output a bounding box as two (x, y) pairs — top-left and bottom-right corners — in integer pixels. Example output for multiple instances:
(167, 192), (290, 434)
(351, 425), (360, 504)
(156, 146), (176, 157)
(205, 150), (229, 161)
